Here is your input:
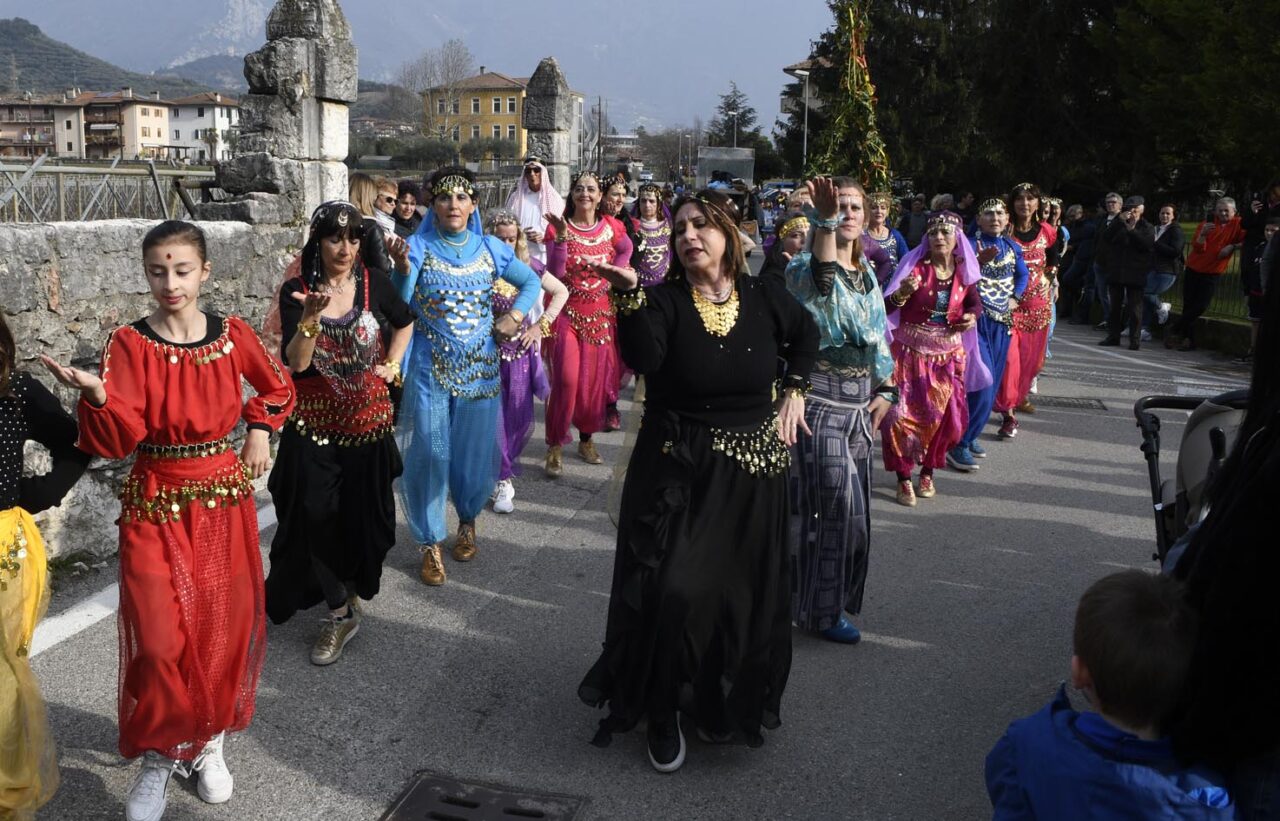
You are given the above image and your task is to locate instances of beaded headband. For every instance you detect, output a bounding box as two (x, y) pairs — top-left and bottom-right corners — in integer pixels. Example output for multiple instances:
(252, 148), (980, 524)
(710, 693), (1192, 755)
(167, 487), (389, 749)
(486, 208), (519, 228)
(432, 174), (476, 198)
(637, 183), (661, 199)
(692, 193), (739, 222)
(979, 198), (1007, 214)
(926, 213), (963, 234)
(1012, 182), (1037, 192)
(309, 200), (361, 231)
(602, 172), (628, 193)
(1042, 197), (1063, 209)
(869, 191), (893, 206)
(777, 216), (810, 237)
(571, 170), (601, 188)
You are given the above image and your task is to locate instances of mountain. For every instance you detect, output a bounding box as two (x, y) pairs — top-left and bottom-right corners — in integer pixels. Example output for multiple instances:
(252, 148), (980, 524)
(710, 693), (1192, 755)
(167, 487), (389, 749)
(0, 17), (228, 97)
(160, 55), (248, 94)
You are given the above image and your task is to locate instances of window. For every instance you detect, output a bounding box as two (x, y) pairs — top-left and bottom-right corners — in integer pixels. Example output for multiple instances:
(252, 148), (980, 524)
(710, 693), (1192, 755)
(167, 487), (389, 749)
(171, 108), (178, 118)
(471, 97), (480, 114)
(173, 129), (180, 140)
(141, 126), (150, 137)
(451, 126), (459, 142)
(490, 97), (500, 114)
(437, 99), (446, 115)
(66, 141), (73, 152)
(508, 124), (516, 140)
(507, 97), (516, 113)
(140, 107), (149, 116)
(193, 129), (201, 139)
(470, 125), (480, 139)
(451, 99), (459, 115)
(197, 107), (205, 118)
(492, 125), (501, 139)
(65, 119), (72, 130)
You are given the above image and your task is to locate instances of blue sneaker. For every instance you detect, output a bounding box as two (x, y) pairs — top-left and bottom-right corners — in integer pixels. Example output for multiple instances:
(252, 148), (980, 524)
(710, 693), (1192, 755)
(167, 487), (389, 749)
(946, 444), (979, 472)
(821, 616), (862, 644)
(969, 440), (987, 458)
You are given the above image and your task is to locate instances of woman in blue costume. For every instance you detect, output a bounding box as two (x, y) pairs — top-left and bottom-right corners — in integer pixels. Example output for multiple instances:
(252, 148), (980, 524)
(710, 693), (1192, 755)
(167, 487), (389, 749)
(948, 198), (1028, 471)
(396, 167), (541, 587)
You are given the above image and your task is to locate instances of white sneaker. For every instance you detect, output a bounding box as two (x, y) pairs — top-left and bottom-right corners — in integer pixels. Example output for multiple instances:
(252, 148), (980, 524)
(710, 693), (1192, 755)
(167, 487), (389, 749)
(492, 479), (515, 514)
(1157, 302), (1171, 325)
(192, 732), (234, 804)
(1140, 329), (1153, 342)
(1029, 377), (1039, 395)
(126, 751), (177, 821)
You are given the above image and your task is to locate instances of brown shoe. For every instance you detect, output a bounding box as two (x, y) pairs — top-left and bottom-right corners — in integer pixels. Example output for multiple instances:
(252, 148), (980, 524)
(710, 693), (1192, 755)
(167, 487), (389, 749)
(896, 479), (917, 507)
(578, 440), (603, 465)
(545, 445), (563, 477)
(419, 544), (446, 586)
(452, 523), (477, 562)
(1016, 398), (1036, 414)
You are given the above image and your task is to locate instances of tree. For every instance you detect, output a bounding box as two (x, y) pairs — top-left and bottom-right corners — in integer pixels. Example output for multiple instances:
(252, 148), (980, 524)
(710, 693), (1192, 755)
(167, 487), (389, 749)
(397, 39), (476, 138)
(707, 82), (758, 148)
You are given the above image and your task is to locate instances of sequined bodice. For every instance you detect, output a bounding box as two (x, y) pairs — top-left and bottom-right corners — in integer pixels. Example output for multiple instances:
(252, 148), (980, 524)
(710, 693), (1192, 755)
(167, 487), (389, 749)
(975, 236), (1018, 324)
(412, 246), (501, 398)
(562, 221), (618, 345)
(635, 220), (672, 287)
(491, 278), (535, 362)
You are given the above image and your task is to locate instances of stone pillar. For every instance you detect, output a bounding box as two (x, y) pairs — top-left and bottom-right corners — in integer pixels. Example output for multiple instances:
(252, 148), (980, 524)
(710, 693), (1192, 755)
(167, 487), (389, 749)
(208, 0), (357, 223)
(522, 58), (574, 194)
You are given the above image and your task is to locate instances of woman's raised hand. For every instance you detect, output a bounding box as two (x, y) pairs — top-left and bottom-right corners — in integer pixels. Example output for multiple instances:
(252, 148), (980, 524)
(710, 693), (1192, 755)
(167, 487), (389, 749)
(40, 354), (107, 406)
(587, 261), (639, 292)
(544, 212), (567, 237)
(290, 290), (332, 323)
(807, 177), (839, 220)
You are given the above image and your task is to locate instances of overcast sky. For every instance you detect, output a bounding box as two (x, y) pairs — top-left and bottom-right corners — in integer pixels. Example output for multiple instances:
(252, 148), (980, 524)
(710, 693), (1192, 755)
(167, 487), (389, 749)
(18, 0), (834, 133)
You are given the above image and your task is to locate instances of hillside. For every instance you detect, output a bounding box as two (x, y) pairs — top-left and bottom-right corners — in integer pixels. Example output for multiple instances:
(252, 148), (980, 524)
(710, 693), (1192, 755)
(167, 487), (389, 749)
(159, 54), (247, 94)
(0, 17), (227, 97)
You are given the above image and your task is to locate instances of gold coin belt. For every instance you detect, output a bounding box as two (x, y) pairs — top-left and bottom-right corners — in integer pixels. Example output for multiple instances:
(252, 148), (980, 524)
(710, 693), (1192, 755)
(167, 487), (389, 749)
(709, 415), (791, 477)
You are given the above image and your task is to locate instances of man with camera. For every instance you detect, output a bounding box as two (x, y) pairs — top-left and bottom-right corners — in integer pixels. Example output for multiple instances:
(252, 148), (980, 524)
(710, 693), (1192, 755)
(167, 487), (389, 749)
(1098, 195), (1155, 350)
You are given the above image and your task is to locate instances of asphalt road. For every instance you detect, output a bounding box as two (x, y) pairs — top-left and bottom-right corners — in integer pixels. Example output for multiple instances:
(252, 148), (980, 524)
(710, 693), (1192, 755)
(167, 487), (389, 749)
(31, 313), (1249, 821)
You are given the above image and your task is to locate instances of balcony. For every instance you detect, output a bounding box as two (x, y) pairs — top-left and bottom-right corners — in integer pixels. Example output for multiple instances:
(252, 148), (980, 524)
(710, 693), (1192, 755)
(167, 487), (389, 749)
(85, 112), (122, 125)
(0, 112), (55, 124)
(86, 133), (122, 146)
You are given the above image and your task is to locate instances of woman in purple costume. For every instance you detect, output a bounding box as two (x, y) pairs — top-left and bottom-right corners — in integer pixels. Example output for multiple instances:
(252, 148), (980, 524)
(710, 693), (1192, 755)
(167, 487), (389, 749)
(629, 183), (673, 288)
(485, 210), (568, 514)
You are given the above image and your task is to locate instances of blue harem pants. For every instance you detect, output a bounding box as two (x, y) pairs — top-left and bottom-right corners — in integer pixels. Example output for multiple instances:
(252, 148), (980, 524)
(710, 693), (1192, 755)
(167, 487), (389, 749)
(963, 314), (1012, 447)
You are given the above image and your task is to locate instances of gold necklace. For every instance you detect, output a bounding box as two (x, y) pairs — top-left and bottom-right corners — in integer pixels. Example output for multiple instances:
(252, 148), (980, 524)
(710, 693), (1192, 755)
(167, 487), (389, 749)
(690, 284), (739, 337)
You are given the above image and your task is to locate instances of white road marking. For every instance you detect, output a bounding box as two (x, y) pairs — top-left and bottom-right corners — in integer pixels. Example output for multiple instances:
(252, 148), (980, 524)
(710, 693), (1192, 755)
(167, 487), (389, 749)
(1053, 337), (1245, 381)
(859, 632), (932, 650)
(984, 547), (1034, 556)
(930, 579), (990, 591)
(30, 503), (277, 658)
(1096, 561), (1158, 573)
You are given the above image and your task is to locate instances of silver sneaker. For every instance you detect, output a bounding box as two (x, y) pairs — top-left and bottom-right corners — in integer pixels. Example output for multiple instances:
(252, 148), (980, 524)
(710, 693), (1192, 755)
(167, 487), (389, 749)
(310, 610), (360, 666)
(492, 479), (515, 514)
(126, 751), (177, 821)
(1157, 302), (1171, 325)
(192, 732), (233, 804)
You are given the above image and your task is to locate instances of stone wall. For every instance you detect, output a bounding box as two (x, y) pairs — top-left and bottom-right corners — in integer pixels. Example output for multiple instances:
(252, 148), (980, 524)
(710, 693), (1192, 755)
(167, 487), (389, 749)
(0, 219), (302, 558)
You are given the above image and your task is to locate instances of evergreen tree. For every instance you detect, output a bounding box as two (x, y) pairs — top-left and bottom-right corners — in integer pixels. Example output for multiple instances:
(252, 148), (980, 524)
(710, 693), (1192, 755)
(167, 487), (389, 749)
(707, 83), (757, 147)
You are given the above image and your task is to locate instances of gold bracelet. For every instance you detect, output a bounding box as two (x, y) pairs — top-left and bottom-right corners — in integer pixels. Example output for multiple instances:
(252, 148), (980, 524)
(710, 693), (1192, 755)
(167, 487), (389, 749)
(298, 320), (321, 339)
(381, 359), (403, 387)
(539, 315), (555, 338)
(507, 309), (525, 324)
(782, 387), (806, 400)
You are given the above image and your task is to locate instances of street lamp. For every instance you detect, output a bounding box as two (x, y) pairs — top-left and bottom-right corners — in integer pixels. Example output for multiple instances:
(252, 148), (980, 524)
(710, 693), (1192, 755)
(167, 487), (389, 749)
(726, 109), (739, 149)
(685, 133), (692, 181)
(789, 69), (811, 173)
(22, 90), (32, 159)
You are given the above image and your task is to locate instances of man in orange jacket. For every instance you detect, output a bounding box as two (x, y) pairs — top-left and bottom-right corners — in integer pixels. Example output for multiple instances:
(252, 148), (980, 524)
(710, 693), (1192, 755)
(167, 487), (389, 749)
(1167, 197), (1246, 351)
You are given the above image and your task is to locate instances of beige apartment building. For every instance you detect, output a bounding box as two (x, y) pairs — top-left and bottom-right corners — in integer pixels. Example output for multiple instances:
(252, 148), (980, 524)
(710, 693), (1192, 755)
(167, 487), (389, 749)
(0, 93), (85, 160)
(76, 88), (175, 161)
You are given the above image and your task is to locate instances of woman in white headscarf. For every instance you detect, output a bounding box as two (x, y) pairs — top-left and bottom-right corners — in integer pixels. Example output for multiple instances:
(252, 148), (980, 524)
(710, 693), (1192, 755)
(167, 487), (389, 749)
(505, 156), (566, 266)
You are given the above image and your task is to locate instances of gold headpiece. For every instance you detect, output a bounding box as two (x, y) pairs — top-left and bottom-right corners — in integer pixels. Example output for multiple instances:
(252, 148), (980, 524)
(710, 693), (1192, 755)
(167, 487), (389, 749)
(777, 216), (810, 237)
(979, 198), (1007, 214)
(1011, 182), (1038, 194)
(571, 170), (601, 187)
(432, 174), (476, 198)
(869, 191), (893, 206)
(926, 213), (962, 234)
(1042, 196), (1063, 209)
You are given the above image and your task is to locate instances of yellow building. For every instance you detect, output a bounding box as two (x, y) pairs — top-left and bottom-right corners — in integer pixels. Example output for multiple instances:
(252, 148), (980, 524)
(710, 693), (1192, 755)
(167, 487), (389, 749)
(424, 69), (529, 159)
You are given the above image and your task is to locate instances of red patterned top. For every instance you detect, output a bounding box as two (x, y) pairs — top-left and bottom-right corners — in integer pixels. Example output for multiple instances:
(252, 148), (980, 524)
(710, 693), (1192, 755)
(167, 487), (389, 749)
(1009, 222), (1058, 334)
(545, 216), (634, 346)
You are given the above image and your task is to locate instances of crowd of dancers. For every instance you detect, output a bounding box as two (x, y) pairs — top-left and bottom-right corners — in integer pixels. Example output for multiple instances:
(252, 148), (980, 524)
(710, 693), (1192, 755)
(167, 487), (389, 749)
(0, 155), (1116, 819)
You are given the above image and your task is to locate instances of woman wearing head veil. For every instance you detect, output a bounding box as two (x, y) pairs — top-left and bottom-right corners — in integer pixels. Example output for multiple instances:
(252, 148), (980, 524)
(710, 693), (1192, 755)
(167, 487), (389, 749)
(265, 201), (414, 664)
(396, 167), (542, 587)
(994, 183), (1058, 439)
(785, 177), (895, 644)
(881, 212), (989, 506)
(504, 156), (565, 266)
(542, 170), (634, 473)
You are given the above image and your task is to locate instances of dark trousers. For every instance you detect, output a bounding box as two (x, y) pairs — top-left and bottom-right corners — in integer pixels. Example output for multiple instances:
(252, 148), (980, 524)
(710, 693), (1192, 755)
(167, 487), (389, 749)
(1107, 283), (1143, 342)
(1174, 268), (1218, 345)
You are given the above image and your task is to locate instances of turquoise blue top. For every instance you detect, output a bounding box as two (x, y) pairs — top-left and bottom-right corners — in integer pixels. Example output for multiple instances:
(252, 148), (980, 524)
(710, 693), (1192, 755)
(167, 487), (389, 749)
(396, 227), (541, 399)
(785, 251), (893, 384)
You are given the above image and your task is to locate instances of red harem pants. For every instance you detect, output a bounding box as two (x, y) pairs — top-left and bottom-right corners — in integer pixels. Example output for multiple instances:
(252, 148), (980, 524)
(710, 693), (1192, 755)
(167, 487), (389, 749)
(996, 276), (1052, 413)
(544, 314), (617, 446)
(117, 454), (265, 761)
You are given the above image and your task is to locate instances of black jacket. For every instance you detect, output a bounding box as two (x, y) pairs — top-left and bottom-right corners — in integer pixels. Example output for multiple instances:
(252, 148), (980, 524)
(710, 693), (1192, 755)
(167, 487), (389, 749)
(1100, 217), (1155, 286)
(360, 216), (395, 276)
(1151, 222), (1185, 275)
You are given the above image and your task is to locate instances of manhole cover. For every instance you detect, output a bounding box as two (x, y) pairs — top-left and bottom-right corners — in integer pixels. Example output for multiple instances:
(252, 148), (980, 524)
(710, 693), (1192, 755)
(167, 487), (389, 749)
(1033, 395), (1107, 411)
(382, 774), (588, 821)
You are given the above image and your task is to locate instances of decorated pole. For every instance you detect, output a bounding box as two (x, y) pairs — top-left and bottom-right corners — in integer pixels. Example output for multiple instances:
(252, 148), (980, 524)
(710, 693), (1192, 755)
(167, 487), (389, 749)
(808, 0), (892, 194)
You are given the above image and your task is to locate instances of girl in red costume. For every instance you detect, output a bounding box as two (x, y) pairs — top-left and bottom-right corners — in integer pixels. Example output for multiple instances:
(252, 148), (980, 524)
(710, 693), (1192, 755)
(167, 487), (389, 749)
(42, 220), (295, 821)
(995, 183), (1058, 439)
(541, 171), (634, 475)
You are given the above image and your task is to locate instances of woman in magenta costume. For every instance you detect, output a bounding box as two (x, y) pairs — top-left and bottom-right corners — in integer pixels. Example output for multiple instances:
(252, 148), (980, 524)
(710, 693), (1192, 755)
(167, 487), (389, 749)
(541, 170), (634, 475)
(994, 183), (1058, 439)
(484, 209), (568, 514)
(881, 212), (989, 506)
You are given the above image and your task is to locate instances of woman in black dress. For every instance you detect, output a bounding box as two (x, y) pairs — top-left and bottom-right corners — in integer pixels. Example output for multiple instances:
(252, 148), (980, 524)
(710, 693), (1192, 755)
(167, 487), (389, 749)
(264, 201), (414, 665)
(578, 189), (820, 773)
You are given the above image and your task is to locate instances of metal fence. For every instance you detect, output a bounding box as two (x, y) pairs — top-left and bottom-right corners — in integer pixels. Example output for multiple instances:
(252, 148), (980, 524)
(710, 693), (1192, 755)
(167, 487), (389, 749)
(1163, 222), (1251, 323)
(0, 157), (216, 223)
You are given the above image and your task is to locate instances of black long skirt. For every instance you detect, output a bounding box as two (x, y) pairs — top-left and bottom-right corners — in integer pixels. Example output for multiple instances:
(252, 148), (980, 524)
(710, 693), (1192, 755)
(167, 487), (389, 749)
(264, 425), (403, 624)
(578, 411), (793, 747)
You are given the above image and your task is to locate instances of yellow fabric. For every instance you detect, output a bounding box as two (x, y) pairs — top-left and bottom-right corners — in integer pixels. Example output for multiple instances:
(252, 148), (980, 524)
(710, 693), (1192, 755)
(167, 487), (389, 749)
(0, 508), (57, 818)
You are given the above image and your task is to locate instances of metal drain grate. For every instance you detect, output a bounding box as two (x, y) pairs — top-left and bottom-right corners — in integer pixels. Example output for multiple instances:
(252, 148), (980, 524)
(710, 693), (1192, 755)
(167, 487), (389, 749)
(382, 774), (588, 821)
(1032, 395), (1107, 411)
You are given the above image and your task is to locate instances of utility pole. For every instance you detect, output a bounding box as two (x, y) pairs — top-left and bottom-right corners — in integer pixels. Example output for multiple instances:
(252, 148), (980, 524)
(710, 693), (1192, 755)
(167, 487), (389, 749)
(596, 96), (603, 175)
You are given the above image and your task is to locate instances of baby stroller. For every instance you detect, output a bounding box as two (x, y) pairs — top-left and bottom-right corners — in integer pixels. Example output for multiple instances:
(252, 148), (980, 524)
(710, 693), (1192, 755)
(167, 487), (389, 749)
(1134, 389), (1250, 564)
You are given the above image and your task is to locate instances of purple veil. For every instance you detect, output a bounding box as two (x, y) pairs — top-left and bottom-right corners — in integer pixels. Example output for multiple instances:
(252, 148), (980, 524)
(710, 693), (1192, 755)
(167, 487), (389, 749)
(883, 212), (992, 392)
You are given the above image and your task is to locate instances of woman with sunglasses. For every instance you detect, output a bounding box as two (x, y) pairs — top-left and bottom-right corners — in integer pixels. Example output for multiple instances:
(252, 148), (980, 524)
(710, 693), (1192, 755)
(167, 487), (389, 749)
(881, 212), (987, 506)
(542, 171), (634, 474)
(578, 188), (819, 773)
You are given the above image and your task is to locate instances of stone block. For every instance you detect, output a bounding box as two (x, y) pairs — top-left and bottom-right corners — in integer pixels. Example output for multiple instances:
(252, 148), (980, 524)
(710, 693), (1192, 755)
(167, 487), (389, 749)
(243, 38), (312, 99)
(193, 193), (300, 225)
(318, 101), (349, 161)
(300, 161), (348, 214)
(523, 58), (574, 132)
(266, 0), (352, 42)
(217, 153), (305, 196)
(314, 39), (358, 103)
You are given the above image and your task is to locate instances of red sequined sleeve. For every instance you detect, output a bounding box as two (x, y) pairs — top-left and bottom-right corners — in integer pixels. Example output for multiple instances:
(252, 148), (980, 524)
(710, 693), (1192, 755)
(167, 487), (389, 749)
(229, 316), (295, 432)
(77, 327), (149, 460)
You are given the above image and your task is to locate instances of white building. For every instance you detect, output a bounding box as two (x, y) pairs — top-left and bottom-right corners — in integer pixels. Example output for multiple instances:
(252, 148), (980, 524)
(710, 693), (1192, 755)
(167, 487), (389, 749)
(169, 92), (240, 163)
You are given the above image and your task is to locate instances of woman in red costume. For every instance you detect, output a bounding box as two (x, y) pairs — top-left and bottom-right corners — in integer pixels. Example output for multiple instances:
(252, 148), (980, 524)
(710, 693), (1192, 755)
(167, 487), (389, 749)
(995, 183), (1058, 439)
(541, 171), (634, 475)
(42, 220), (295, 821)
